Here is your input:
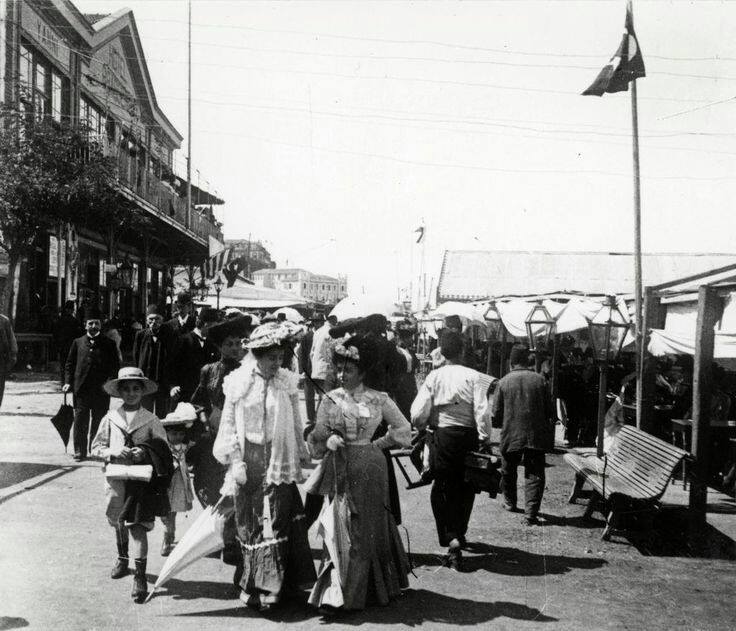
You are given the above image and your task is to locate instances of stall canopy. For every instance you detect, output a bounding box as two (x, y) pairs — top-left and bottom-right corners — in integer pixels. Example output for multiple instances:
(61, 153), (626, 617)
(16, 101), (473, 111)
(437, 250), (736, 302)
(421, 295), (631, 340)
(201, 279), (306, 310)
(646, 292), (736, 358)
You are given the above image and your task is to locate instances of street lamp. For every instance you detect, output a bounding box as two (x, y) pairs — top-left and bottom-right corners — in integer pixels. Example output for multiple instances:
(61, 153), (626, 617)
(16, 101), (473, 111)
(588, 295), (631, 457)
(117, 258), (134, 289)
(525, 301), (555, 352)
(484, 301), (507, 376)
(214, 275), (223, 311)
(197, 278), (209, 301)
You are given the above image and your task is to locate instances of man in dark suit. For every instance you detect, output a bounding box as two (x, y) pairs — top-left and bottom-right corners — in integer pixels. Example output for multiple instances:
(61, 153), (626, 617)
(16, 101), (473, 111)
(133, 303), (169, 416)
(161, 291), (196, 343)
(167, 307), (220, 405)
(63, 306), (120, 461)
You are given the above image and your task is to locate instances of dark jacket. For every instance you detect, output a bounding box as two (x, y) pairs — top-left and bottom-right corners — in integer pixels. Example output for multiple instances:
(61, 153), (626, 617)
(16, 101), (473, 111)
(166, 331), (219, 403)
(492, 367), (554, 454)
(64, 334), (120, 395)
(133, 328), (168, 385)
(161, 315), (196, 340)
(118, 437), (174, 525)
(298, 329), (314, 375)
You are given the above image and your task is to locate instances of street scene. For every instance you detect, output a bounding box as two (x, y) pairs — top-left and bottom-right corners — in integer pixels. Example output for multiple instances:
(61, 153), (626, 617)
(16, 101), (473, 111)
(2, 1), (736, 630)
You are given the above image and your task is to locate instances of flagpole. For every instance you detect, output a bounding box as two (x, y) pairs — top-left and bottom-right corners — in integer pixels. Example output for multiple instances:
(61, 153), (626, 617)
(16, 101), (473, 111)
(631, 76), (643, 392)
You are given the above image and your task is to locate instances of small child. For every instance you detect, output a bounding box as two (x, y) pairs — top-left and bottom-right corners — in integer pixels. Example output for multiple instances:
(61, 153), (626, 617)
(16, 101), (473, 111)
(160, 403), (196, 556)
(91, 367), (171, 603)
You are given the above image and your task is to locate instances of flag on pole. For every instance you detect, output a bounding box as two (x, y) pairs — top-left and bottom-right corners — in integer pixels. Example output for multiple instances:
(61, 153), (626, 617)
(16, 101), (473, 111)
(414, 226), (425, 244)
(203, 248), (233, 279)
(582, 1), (645, 96)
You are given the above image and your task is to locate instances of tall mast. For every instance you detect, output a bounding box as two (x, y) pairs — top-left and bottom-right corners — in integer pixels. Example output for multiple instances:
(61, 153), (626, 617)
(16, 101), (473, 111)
(186, 0), (192, 230)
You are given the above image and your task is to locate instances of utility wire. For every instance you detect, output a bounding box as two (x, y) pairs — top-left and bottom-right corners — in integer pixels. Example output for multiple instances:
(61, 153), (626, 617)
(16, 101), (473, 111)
(138, 18), (736, 63)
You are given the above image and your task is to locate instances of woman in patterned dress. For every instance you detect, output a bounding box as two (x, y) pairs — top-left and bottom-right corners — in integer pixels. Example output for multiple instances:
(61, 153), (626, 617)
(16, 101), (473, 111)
(307, 333), (412, 611)
(213, 321), (315, 611)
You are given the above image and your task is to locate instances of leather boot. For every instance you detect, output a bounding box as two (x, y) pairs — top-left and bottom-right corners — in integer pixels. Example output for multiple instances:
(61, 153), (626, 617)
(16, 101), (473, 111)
(160, 532), (175, 557)
(131, 558), (148, 603)
(111, 527), (129, 579)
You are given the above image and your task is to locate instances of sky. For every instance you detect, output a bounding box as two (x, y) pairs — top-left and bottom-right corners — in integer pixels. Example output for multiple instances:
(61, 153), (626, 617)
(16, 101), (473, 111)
(73, 0), (736, 307)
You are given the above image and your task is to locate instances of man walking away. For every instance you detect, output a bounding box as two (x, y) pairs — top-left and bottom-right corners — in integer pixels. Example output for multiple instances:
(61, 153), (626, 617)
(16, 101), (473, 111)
(0, 312), (18, 410)
(63, 306), (120, 461)
(492, 344), (554, 526)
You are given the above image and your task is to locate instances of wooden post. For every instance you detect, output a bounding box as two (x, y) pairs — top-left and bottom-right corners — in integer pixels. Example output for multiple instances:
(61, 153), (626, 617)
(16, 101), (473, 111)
(596, 362), (608, 458)
(689, 285), (721, 527)
(499, 327), (508, 377)
(551, 333), (560, 400)
(637, 287), (666, 433)
(631, 78), (644, 405)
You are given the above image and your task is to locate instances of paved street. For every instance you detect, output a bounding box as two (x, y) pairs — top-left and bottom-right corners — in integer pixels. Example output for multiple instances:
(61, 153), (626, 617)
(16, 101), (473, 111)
(2, 378), (736, 631)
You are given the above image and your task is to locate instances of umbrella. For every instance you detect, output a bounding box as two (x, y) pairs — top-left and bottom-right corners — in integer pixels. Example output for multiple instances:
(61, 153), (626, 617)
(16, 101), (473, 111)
(307, 493), (352, 608)
(271, 307), (304, 323)
(330, 295), (398, 321)
(50, 393), (74, 452)
(145, 497), (235, 602)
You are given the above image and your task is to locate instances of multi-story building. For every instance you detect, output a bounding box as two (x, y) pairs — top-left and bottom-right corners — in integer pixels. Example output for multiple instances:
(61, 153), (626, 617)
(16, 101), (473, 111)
(225, 239), (275, 278)
(0, 0), (223, 330)
(252, 268), (348, 305)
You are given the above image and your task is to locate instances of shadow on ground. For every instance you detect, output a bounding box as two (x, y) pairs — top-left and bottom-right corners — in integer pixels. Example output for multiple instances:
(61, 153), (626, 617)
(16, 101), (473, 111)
(411, 543), (607, 576)
(0, 462), (62, 490)
(170, 589), (557, 625)
(0, 617), (29, 630)
(624, 508), (736, 560)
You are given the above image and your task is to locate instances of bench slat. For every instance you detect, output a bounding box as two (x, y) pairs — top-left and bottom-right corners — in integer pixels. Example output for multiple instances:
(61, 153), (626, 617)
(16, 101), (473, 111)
(618, 426), (688, 458)
(609, 442), (682, 473)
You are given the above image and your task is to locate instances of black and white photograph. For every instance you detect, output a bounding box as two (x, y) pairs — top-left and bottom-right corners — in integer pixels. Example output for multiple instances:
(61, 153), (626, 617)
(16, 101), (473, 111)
(1, 1), (735, 629)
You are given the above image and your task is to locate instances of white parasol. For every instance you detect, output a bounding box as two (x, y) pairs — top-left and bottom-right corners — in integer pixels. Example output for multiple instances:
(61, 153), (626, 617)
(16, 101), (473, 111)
(330, 295), (398, 321)
(144, 498), (235, 602)
(271, 307), (304, 323)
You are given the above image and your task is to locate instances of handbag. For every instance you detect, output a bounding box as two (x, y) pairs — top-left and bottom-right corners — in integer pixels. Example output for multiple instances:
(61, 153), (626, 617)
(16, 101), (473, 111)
(463, 451), (501, 498)
(104, 464), (154, 482)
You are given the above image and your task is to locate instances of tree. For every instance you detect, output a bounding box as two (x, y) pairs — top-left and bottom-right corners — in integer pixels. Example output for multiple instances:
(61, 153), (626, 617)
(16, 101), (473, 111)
(0, 111), (136, 316)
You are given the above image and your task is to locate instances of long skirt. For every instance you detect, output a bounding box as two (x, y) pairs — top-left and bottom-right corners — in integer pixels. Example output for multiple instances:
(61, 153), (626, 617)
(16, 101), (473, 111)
(310, 444), (410, 610)
(234, 441), (315, 604)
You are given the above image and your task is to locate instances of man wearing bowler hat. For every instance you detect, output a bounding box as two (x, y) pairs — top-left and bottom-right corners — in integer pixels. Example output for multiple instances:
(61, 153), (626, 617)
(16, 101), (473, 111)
(133, 304), (169, 416)
(63, 306), (120, 461)
(162, 291), (196, 340)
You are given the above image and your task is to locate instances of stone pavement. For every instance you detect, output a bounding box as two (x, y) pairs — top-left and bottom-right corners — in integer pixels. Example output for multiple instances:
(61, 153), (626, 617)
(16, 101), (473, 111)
(1, 378), (736, 630)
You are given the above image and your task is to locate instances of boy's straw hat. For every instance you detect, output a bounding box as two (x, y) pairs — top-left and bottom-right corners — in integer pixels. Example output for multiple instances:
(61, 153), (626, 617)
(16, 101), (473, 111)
(103, 367), (158, 397)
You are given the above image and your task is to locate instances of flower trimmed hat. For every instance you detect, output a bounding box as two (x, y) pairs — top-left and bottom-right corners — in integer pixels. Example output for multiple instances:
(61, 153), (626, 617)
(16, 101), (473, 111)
(244, 321), (305, 350)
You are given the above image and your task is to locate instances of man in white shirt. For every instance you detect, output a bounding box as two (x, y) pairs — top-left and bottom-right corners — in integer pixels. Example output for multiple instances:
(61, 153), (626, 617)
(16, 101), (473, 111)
(310, 315), (337, 401)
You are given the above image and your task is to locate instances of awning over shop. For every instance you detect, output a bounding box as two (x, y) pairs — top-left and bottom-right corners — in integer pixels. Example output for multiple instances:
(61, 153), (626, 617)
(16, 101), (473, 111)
(200, 280), (306, 310)
(648, 329), (736, 359)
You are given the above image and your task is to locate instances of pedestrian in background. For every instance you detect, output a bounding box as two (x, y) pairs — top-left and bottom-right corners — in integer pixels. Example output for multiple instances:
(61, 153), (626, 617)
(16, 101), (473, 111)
(310, 314), (336, 403)
(0, 312), (18, 410)
(133, 304), (169, 417)
(91, 367), (172, 602)
(298, 316), (317, 426)
(411, 329), (492, 570)
(63, 306), (120, 461)
(166, 307), (220, 405)
(52, 301), (81, 382)
(492, 344), (554, 526)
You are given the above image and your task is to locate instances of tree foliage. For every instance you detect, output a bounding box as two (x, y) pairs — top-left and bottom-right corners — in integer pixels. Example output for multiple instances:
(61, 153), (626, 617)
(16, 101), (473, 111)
(0, 111), (140, 313)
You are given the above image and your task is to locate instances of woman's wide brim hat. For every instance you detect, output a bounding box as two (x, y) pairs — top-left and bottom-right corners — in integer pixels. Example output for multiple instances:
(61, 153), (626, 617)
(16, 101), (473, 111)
(103, 366), (158, 397)
(162, 402), (198, 428)
(207, 315), (252, 346)
(245, 321), (305, 349)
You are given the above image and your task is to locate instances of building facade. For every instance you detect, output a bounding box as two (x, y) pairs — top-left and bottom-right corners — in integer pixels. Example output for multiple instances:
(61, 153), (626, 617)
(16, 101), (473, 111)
(0, 0), (223, 330)
(225, 239), (275, 278)
(252, 268), (348, 305)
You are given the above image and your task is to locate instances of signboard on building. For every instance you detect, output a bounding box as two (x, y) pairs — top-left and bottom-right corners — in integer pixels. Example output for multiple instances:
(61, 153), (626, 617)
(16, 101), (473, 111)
(49, 235), (66, 278)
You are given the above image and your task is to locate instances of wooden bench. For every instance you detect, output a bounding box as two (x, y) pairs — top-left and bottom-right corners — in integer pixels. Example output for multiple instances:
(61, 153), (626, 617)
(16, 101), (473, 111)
(563, 425), (691, 541)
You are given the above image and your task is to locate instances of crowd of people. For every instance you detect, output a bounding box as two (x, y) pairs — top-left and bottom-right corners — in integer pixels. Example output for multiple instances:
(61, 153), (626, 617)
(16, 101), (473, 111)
(52, 295), (557, 613)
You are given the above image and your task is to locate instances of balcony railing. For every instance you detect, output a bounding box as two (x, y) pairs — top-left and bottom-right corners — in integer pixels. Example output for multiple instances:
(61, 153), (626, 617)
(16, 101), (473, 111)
(112, 143), (223, 244)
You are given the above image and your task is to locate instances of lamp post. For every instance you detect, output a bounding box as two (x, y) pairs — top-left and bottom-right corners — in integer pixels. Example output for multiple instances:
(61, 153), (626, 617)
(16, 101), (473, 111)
(484, 301), (505, 376)
(525, 300), (555, 353)
(588, 295), (631, 457)
(214, 275), (223, 311)
(117, 258), (133, 290)
(197, 278), (208, 302)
